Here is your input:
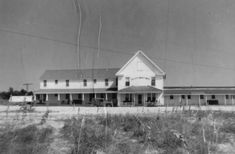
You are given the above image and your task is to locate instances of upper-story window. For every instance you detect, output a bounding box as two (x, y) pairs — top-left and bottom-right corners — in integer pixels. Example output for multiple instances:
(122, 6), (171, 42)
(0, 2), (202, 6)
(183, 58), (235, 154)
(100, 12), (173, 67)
(66, 80), (69, 87)
(125, 77), (130, 86)
(105, 79), (109, 86)
(137, 61), (144, 71)
(55, 80), (58, 84)
(93, 79), (97, 84)
(43, 80), (47, 87)
(151, 77), (156, 86)
(83, 79), (87, 87)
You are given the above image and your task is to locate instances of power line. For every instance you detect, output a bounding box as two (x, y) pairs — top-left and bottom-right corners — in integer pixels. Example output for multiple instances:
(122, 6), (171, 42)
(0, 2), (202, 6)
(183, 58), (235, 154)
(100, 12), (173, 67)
(1, 27), (235, 71)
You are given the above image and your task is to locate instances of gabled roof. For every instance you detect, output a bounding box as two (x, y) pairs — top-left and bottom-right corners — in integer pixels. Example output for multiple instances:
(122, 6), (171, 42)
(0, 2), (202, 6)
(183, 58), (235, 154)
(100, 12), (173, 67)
(40, 68), (119, 80)
(116, 50), (165, 76)
(118, 86), (162, 93)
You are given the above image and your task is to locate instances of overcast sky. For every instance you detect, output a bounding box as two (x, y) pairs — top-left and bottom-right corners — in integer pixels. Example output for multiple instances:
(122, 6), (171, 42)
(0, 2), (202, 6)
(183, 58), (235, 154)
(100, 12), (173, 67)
(0, 0), (235, 91)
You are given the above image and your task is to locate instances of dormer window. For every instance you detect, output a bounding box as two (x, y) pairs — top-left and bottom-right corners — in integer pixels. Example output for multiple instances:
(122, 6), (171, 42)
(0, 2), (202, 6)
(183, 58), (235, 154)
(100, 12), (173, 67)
(93, 79), (97, 84)
(83, 79), (87, 87)
(43, 80), (47, 87)
(66, 80), (69, 87)
(151, 77), (156, 86)
(125, 77), (130, 86)
(105, 79), (109, 86)
(55, 80), (58, 84)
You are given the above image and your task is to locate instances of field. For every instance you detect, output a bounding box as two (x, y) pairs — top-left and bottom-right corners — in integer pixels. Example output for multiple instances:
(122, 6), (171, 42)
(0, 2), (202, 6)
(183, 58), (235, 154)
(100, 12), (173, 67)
(0, 105), (235, 154)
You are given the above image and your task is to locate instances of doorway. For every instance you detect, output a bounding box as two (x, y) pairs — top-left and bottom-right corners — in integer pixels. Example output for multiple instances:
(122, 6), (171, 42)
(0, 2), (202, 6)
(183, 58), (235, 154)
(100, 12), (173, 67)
(138, 94), (142, 105)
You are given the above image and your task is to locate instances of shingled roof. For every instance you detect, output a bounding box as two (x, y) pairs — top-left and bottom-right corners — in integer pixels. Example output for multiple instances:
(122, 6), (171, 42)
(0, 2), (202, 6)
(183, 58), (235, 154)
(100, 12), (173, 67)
(40, 68), (120, 80)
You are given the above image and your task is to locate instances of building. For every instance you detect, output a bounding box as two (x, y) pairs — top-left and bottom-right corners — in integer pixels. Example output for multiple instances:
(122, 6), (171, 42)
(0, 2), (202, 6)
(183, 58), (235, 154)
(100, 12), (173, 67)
(164, 86), (235, 106)
(34, 50), (166, 106)
(34, 50), (235, 106)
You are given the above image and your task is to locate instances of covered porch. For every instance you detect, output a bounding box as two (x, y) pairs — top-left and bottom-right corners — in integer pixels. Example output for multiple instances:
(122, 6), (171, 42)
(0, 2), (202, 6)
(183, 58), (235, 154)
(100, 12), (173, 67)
(34, 88), (117, 106)
(118, 86), (162, 106)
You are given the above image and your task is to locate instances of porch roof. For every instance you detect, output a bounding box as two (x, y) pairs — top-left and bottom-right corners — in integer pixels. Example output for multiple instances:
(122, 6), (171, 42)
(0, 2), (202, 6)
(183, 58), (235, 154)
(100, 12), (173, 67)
(118, 86), (162, 93)
(34, 87), (117, 94)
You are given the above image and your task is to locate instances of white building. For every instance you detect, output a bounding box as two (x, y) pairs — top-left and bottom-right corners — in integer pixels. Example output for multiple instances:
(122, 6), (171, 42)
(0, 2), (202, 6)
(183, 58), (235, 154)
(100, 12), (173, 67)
(34, 50), (166, 106)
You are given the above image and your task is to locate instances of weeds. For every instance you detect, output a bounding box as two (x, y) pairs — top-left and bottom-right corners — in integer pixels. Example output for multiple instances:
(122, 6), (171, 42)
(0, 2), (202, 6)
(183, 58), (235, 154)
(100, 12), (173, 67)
(0, 124), (53, 154)
(60, 110), (235, 154)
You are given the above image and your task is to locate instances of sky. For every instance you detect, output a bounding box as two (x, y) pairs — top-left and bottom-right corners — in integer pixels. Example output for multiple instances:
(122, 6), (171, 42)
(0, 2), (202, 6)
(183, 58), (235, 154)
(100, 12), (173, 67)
(0, 0), (235, 91)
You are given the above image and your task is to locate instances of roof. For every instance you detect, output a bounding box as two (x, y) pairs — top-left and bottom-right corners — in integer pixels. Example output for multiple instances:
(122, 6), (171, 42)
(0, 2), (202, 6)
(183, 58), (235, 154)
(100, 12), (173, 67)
(40, 68), (119, 80)
(34, 87), (117, 94)
(118, 86), (162, 93)
(164, 86), (235, 95)
(116, 50), (165, 76)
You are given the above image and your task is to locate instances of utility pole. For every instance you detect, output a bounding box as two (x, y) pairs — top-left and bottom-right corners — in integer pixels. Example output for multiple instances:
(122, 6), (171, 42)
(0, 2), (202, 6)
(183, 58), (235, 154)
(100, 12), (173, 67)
(23, 83), (33, 92)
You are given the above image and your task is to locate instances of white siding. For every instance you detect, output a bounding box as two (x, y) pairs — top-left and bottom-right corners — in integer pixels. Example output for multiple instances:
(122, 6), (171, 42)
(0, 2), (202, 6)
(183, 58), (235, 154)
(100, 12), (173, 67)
(117, 56), (164, 90)
(40, 79), (116, 89)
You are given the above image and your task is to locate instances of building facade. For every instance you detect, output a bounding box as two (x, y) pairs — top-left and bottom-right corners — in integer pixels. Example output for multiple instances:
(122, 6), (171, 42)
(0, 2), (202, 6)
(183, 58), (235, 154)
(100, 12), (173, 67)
(35, 50), (235, 106)
(34, 50), (166, 106)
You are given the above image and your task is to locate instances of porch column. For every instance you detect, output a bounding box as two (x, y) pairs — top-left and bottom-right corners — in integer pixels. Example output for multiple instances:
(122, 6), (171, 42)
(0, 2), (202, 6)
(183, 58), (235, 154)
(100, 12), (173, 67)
(82, 93), (84, 101)
(186, 96), (188, 106)
(133, 94), (135, 106)
(58, 94), (60, 101)
(198, 95), (201, 106)
(205, 95), (208, 105)
(224, 95), (227, 105)
(232, 95), (234, 105)
(117, 94), (121, 106)
(105, 93), (108, 100)
(94, 93), (97, 99)
(144, 93), (146, 106)
(70, 94), (73, 101)
(46, 94), (48, 101)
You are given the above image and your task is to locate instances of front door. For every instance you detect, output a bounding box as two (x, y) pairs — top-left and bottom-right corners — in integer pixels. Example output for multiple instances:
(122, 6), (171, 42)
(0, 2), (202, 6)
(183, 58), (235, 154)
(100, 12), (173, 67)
(138, 94), (142, 105)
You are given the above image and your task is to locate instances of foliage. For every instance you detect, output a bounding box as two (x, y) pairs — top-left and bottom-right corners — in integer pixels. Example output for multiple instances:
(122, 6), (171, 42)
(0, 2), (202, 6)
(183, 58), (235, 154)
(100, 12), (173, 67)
(0, 87), (33, 100)
(0, 124), (53, 154)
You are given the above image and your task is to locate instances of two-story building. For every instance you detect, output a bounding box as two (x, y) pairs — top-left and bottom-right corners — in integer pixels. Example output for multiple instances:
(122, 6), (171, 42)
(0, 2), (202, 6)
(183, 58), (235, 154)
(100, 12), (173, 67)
(34, 50), (166, 106)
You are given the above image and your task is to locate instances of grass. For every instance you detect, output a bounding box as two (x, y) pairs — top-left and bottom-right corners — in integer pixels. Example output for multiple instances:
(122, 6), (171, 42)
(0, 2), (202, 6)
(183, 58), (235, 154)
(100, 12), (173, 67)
(0, 124), (53, 154)
(60, 110), (235, 154)
(0, 108), (234, 154)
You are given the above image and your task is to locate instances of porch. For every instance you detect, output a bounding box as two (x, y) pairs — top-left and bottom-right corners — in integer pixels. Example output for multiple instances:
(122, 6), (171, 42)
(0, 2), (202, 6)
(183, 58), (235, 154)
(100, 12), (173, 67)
(118, 86), (163, 106)
(34, 88), (117, 106)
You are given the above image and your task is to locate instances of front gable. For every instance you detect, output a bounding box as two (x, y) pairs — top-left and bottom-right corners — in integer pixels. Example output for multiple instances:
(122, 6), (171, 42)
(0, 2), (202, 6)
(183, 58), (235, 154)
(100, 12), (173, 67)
(116, 50), (165, 77)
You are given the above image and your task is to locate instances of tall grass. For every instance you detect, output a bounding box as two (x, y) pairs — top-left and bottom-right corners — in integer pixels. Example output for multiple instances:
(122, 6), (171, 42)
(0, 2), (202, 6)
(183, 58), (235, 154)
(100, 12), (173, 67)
(61, 110), (235, 154)
(0, 124), (53, 154)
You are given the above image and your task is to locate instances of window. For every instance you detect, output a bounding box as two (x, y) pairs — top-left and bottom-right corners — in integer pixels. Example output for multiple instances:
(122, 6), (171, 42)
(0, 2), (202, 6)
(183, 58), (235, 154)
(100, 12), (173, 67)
(181, 95), (185, 99)
(55, 80), (58, 84)
(43, 80), (47, 87)
(225, 95), (229, 99)
(137, 61), (144, 71)
(147, 93), (151, 102)
(83, 79), (87, 87)
(187, 95), (191, 99)
(200, 95), (204, 99)
(170, 95), (174, 100)
(93, 79), (97, 84)
(105, 79), (109, 86)
(125, 77), (130, 86)
(211, 95), (215, 99)
(124, 94), (132, 102)
(151, 77), (156, 86)
(66, 80), (69, 87)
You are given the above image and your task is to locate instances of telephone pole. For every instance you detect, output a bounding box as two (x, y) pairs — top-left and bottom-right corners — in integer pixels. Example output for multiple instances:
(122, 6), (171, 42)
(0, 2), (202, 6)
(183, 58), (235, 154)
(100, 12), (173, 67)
(23, 83), (33, 92)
